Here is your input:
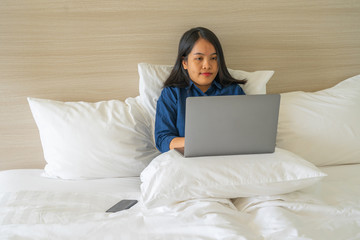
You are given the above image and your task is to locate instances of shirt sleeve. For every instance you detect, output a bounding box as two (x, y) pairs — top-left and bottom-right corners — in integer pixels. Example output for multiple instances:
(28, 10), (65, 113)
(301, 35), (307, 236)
(154, 87), (179, 153)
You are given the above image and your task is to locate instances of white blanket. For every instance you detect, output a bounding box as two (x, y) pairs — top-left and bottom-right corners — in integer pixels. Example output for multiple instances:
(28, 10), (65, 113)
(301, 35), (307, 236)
(234, 163), (360, 239)
(1, 165), (360, 240)
(0, 193), (257, 239)
(0, 170), (257, 239)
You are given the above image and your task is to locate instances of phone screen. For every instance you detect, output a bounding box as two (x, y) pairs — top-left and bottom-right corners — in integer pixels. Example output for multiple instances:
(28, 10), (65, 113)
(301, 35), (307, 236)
(106, 199), (138, 213)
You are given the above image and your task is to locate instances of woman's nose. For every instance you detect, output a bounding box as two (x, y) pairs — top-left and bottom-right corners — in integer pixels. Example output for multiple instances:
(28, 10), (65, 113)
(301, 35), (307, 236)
(202, 59), (211, 69)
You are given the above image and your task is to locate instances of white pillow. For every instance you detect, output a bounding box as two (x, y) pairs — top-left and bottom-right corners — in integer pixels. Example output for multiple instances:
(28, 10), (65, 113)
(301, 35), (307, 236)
(277, 74), (360, 166)
(140, 148), (326, 208)
(28, 97), (160, 179)
(138, 62), (274, 119)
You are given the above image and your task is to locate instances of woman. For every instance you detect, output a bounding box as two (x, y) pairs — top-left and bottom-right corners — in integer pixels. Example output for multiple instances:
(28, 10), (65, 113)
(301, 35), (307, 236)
(155, 27), (247, 153)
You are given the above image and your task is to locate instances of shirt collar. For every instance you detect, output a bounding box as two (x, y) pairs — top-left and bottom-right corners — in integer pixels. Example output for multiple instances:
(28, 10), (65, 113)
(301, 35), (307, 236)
(186, 80), (223, 91)
(212, 80), (223, 90)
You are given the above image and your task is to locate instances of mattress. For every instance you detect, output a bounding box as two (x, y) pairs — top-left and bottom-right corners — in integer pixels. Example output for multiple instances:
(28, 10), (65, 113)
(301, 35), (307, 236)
(1, 164), (360, 240)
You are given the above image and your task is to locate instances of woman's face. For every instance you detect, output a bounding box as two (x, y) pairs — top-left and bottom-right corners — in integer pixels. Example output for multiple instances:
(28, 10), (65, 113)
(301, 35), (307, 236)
(182, 38), (218, 93)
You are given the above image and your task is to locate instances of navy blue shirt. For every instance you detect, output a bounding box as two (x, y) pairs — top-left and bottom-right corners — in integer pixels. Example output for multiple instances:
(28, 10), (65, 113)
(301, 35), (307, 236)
(155, 80), (245, 153)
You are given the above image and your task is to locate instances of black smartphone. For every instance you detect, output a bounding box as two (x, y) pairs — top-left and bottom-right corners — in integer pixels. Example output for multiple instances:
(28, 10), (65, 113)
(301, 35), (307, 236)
(106, 199), (138, 213)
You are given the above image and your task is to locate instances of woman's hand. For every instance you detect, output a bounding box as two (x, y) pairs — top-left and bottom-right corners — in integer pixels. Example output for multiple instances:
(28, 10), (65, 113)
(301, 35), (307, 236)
(169, 137), (185, 150)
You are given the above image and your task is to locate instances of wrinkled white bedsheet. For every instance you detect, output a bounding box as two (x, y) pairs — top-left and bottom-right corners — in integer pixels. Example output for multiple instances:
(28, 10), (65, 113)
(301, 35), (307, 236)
(1, 165), (360, 240)
(234, 163), (360, 240)
(0, 170), (257, 240)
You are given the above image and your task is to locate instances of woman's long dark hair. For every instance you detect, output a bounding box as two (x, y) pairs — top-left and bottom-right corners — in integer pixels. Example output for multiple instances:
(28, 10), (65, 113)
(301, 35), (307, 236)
(164, 27), (247, 88)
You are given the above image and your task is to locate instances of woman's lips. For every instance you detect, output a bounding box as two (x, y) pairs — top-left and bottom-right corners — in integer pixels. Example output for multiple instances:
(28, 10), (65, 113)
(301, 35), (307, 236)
(201, 72), (212, 76)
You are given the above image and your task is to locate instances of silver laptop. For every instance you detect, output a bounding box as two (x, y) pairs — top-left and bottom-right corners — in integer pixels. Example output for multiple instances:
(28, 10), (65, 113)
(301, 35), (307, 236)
(176, 94), (281, 157)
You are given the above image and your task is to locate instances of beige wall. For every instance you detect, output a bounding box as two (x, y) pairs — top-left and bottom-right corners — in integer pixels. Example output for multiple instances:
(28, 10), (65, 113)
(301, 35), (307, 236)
(1, 0), (360, 170)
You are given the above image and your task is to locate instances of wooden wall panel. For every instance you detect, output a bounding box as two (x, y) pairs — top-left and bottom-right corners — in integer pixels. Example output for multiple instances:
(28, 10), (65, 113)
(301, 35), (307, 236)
(1, 0), (359, 169)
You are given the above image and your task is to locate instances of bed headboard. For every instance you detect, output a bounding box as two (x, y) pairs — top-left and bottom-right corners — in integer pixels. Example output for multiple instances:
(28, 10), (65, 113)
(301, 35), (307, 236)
(1, 0), (359, 170)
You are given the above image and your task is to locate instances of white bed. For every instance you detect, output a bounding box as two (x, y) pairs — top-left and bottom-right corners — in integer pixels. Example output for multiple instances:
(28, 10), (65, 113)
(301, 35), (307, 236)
(1, 63), (360, 239)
